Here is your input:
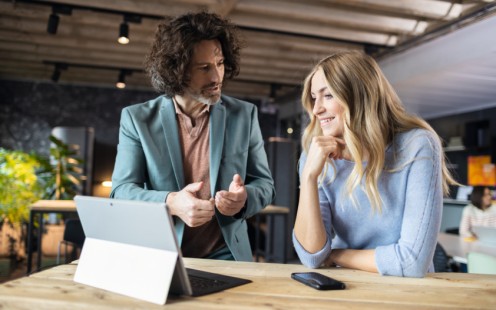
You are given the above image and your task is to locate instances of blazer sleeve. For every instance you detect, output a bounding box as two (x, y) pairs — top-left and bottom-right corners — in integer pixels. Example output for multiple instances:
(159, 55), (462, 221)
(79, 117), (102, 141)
(241, 106), (276, 219)
(110, 108), (169, 202)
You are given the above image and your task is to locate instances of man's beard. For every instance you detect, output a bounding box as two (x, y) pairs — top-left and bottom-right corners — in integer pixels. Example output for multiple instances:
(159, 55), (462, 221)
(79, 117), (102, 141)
(186, 83), (222, 106)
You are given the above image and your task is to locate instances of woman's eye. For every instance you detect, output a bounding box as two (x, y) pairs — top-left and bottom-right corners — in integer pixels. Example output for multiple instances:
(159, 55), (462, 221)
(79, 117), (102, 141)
(324, 94), (333, 99)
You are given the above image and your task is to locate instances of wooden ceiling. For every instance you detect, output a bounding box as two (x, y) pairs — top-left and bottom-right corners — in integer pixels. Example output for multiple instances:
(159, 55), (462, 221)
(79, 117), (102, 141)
(0, 0), (494, 104)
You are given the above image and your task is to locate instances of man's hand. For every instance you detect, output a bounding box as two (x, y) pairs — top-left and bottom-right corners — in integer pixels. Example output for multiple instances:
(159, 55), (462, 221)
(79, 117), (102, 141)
(166, 181), (215, 227)
(215, 174), (247, 216)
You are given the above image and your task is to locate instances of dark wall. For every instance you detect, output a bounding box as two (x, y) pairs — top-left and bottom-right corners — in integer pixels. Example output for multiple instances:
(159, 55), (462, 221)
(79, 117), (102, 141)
(0, 79), (157, 154)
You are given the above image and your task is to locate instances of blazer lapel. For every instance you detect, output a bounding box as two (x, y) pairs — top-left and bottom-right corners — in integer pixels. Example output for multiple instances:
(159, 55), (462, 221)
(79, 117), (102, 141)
(209, 103), (226, 197)
(159, 98), (185, 190)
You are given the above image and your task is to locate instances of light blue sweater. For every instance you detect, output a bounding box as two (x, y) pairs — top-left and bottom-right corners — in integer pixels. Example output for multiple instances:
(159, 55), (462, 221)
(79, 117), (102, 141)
(293, 128), (443, 277)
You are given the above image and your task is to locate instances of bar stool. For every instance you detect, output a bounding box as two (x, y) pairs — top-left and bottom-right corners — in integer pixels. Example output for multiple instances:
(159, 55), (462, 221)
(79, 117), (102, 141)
(254, 204), (290, 263)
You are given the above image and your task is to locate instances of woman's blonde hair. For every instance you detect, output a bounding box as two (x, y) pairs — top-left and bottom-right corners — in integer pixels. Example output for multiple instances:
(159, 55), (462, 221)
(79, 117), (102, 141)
(301, 50), (456, 212)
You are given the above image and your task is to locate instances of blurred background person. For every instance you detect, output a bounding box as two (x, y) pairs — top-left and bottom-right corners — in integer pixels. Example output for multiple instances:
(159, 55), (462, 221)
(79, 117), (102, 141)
(460, 186), (496, 238)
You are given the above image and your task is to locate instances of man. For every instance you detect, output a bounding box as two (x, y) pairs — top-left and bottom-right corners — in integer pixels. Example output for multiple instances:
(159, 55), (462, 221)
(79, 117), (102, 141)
(110, 12), (275, 262)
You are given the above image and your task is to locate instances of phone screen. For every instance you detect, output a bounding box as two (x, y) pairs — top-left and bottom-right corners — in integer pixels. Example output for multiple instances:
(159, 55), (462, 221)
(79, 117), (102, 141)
(291, 272), (346, 290)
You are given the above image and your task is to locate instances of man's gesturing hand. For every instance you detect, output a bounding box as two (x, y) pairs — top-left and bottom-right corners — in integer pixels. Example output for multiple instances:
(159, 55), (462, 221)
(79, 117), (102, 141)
(215, 174), (247, 216)
(166, 181), (215, 227)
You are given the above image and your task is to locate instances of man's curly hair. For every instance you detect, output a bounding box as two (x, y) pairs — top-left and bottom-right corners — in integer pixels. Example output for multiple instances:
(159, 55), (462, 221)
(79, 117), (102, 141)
(145, 12), (242, 96)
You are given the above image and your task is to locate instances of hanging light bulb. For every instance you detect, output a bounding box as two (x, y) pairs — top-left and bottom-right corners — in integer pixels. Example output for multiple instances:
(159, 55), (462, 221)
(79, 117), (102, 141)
(116, 71), (126, 89)
(118, 22), (129, 44)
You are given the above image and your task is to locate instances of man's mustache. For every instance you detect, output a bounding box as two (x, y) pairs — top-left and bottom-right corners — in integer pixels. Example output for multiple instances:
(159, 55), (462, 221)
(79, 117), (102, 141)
(203, 82), (222, 90)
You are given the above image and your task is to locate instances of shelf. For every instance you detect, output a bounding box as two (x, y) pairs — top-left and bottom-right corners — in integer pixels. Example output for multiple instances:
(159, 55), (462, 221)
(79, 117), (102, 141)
(443, 146), (466, 152)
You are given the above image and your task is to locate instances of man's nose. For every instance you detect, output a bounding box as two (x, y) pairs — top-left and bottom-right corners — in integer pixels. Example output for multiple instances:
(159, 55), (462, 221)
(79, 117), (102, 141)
(211, 66), (223, 82)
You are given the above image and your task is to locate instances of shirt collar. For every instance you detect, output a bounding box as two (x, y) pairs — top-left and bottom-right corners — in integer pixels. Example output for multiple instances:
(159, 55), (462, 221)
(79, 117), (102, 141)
(172, 97), (211, 117)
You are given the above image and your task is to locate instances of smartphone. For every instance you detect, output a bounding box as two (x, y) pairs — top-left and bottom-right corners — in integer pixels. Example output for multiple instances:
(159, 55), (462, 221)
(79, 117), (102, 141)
(291, 272), (346, 290)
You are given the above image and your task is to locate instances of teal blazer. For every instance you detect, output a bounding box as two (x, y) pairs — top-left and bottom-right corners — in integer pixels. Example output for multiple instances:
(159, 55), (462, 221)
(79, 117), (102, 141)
(110, 95), (275, 261)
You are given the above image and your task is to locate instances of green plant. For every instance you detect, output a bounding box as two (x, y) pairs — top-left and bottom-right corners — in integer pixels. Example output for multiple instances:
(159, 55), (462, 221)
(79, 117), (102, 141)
(0, 148), (46, 259)
(0, 137), (84, 223)
(0, 148), (44, 225)
(41, 136), (84, 200)
(0, 137), (84, 258)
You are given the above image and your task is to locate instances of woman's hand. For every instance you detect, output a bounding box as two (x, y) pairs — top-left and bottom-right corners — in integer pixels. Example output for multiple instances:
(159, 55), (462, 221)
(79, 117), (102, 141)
(302, 136), (346, 180)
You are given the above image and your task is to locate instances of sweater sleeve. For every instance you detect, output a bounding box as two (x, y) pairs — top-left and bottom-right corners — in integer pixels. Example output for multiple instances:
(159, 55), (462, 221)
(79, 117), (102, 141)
(375, 131), (443, 277)
(292, 152), (333, 268)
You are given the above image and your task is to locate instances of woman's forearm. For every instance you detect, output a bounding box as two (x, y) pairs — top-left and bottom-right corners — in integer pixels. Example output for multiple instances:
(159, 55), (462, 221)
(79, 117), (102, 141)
(329, 249), (378, 273)
(294, 174), (327, 253)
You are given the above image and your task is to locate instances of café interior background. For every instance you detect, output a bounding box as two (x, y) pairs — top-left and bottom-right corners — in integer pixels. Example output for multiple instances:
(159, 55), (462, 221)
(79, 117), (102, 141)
(1, 0), (496, 201)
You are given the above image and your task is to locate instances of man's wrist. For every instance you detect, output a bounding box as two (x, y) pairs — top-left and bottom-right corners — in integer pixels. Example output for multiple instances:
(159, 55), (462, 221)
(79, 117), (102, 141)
(166, 192), (177, 215)
(233, 201), (247, 219)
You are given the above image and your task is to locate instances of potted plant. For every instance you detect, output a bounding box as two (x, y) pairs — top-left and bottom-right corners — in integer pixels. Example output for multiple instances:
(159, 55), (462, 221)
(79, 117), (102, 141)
(0, 148), (44, 260)
(41, 135), (84, 201)
(0, 136), (83, 262)
(34, 135), (84, 258)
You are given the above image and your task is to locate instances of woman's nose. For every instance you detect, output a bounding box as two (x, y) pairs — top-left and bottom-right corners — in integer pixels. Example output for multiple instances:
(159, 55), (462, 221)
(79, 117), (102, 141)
(313, 97), (324, 115)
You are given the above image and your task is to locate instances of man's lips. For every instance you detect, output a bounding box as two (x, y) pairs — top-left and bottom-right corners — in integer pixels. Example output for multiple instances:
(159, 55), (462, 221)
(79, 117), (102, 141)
(204, 84), (222, 92)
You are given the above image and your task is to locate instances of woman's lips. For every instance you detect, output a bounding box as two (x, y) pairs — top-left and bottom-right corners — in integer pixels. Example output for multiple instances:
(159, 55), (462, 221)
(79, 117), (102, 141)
(320, 117), (335, 126)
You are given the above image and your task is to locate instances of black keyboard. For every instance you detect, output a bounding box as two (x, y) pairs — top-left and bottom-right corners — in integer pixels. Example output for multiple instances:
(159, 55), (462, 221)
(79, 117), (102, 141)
(186, 268), (251, 296)
(188, 275), (228, 289)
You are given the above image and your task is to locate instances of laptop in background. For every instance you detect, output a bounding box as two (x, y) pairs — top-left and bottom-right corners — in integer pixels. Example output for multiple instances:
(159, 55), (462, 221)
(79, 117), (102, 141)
(473, 226), (496, 246)
(73, 195), (251, 305)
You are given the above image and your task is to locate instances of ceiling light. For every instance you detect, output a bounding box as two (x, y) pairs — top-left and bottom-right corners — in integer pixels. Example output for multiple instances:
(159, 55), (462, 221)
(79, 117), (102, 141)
(47, 13), (59, 34)
(46, 5), (72, 35)
(43, 60), (139, 87)
(50, 63), (68, 82)
(118, 22), (129, 44)
(116, 71), (126, 88)
(118, 15), (141, 45)
(51, 67), (61, 82)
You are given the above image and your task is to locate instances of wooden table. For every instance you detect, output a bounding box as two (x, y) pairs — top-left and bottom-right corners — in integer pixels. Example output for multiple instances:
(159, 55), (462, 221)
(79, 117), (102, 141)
(1, 258), (495, 309)
(26, 200), (77, 274)
(438, 232), (496, 264)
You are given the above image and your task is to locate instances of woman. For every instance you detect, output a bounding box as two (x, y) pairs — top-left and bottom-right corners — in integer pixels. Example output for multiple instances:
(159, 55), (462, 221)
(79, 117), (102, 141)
(459, 186), (496, 238)
(293, 51), (456, 277)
